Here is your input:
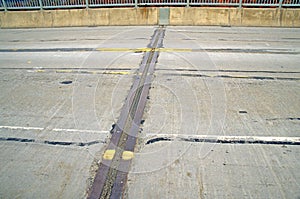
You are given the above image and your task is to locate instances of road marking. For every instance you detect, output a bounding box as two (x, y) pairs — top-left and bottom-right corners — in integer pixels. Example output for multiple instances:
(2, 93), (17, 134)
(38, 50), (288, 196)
(96, 48), (193, 53)
(24, 69), (133, 75)
(146, 134), (300, 145)
(122, 151), (134, 160)
(0, 125), (108, 134)
(229, 75), (248, 78)
(54, 69), (131, 75)
(159, 48), (192, 52)
(0, 125), (44, 131)
(52, 128), (108, 134)
(56, 69), (73, 73)
(3, 48), (299, 54)
(103, 71), (130, 75)
(103, 150), (116, 160)
(3, 126), (297, 145)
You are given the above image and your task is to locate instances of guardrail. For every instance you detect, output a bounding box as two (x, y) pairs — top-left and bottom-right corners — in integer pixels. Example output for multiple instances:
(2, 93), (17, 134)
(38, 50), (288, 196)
(0, 0), (299, 11)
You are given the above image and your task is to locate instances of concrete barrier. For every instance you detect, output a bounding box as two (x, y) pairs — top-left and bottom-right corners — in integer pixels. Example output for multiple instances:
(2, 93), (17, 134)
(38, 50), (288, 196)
(0, 7), (299, 28)
(0, 8), (158, 28)
(281, 9), (300, 27)
(169, 7), (300, 27)
(170, 7), (230, 26)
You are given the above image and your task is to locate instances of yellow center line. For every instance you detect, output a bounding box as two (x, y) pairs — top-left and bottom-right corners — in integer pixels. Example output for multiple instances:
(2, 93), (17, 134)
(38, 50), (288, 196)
(103, 71), (131, 75)
(96, 48), (192, 52)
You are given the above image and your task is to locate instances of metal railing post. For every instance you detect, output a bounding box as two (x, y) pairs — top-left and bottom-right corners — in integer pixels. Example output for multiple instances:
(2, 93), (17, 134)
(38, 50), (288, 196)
(279, 0), (283, 8)
(135, 0), (138, 8)
(187, 0), (190, 7)
(85, 0), (89, 9)
(239, 0), (243, 8)
(2, 0), (7, 11)
(38, 0), (43, 10)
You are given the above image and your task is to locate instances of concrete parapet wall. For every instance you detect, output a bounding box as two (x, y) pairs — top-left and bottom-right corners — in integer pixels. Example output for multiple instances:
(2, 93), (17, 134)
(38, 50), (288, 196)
(0, 7), (299, 28)
(170, 7), (229, 26)
(169, 7), (300, 27)
(0, 8), (158, 28)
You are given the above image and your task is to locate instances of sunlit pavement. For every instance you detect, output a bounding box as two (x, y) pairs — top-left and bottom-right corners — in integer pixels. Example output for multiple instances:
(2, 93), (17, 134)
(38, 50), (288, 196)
(0, 26), (299, 198)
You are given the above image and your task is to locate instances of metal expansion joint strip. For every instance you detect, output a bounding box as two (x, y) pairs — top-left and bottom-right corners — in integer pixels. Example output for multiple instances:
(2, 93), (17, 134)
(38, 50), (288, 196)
(88, 26), (166, 199)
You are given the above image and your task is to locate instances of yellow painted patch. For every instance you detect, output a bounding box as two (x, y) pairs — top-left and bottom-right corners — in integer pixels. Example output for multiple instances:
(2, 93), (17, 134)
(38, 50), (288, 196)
(103, 150), (115, 160)
(122, 151), (134, 160)
(56, 70), (73, 73)
(136, 48), (152, 52)
(36, 69), (44, 72)
(103, 71), (130, 75)
(158, 48), (192, 52)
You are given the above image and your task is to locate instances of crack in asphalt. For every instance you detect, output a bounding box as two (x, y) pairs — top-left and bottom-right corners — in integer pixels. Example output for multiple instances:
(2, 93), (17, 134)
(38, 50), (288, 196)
(0, 137), (104, 146)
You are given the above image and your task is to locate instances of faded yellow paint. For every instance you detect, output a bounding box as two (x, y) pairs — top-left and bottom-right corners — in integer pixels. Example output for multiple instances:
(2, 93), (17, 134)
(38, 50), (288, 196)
(56, 70), (73, 73)
(103, 150), (116, 160)
(103, 71), (130, 75)
(158, 48), (192, 52)
(122, 151), (134, 160)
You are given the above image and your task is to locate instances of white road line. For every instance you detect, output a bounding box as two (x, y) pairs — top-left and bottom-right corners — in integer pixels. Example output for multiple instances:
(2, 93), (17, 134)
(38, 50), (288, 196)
(0, 125), (44, 131)
(146, 133), (300, 144)
(53, 128), (108, 134)
(0, 125), (108, 134)
(2, 126), (298, 144)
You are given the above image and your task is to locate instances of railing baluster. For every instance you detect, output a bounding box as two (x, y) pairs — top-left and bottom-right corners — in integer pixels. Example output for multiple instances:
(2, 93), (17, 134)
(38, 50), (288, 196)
(0, 0), (300, 10)
(1, 0), (7, 11)
(279, 0), (283, 8)
(239, 0), (243, 8)
(38, 0), (43, 10)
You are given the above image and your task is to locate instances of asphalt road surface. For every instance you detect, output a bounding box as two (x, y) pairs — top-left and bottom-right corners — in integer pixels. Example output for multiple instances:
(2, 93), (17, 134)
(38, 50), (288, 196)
(0, 26), (299, 199)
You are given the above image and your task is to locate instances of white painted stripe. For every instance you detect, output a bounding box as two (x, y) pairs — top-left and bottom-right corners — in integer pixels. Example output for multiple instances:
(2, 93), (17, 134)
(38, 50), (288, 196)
(0, 125), (44, 131)
(0, 125), (108, 134)
(53, 128), (108, 134)
(146, 133), (300, 143)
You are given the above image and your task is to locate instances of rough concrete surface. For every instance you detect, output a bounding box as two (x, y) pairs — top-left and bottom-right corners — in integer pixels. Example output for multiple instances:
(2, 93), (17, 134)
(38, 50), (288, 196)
(0, 26), (299, 198)
(0, 8), (300, 28)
